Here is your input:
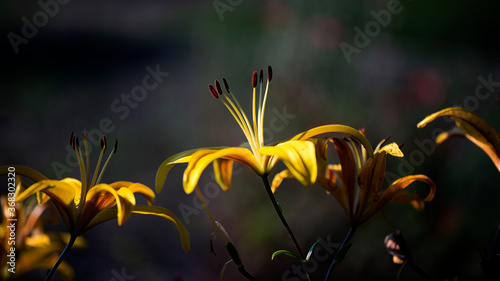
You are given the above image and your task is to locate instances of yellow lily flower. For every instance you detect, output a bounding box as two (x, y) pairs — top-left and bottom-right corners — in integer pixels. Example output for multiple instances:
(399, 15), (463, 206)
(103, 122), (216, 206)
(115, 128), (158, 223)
(156, 66), (374, 195)
(0, 177), (86, 281)
(13, 133), (189, 249)
(155, 66), (376, 270)
(3, 132), (189, 280)
(418, 106), (500, 172)
(272, 133), (436, 227)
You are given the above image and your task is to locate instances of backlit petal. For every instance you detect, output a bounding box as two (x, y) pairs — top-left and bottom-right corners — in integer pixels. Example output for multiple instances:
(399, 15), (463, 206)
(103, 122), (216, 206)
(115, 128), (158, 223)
(360, 174), (435, 222)
(291, 124), (374, 158)
(270, 169), (294, 193)
(15, 178), (79, 233)
(213, 158), (234, 191)
(418, 107), (500, 171)
(155, 147), (227, 193)
(110, 181), (155, 206)
(183, 148), (263, 194)
(379, 142), (404, 157)
(259, 140), (317, 186)
(80, 184), (135, 233)
(332, 138), (357, 212)
(86, 205), (190, 252)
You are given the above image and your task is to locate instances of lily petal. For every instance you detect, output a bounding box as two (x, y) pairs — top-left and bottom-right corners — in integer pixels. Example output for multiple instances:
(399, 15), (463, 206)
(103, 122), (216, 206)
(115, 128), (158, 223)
(361, 174), (435, 222)
(86, 205), (191, 252)
(332, 138), (357, 213)
(0, 165), (50, 204)
(270, 169), (294, 193)
(15, 178), (80, 233)
(259, 140), (317, 186)
(183, 148), (263, 194)
(81, 184), (135, 233)
(213, 158), (234, 191)
(155, 147), (227, 193)
(110, 181), (155, 206)
(379, 142), (404, 157)
(418, 107), (500, 171)
(291, 125), (375, 158)
(316, 173), (351, 222)
(356, 152), (387, 222)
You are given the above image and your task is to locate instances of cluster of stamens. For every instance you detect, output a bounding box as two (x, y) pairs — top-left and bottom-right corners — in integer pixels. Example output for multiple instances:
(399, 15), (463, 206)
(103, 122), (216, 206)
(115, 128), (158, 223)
(69, 131), (118, 209)
(207, 66), (273, 158)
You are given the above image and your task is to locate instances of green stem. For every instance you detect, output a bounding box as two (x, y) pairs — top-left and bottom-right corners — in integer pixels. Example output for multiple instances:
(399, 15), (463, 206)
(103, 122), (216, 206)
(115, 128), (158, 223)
(261, 176), (312, 281)
(45, 235), (77, 281)
(261, 175), (305, 258)
(324, 226), (356, 281)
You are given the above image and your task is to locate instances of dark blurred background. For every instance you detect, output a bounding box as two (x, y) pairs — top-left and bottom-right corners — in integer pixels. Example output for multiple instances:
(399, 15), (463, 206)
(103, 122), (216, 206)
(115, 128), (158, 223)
(1, 0), (500, 280)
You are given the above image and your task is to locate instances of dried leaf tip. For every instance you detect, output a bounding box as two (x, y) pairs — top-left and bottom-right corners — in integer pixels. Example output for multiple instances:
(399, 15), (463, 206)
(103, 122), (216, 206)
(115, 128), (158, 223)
(222, 78), (230, 93)
(252, 71), (258, 88)
(268, 65), (273, 82)
(208, 84), (219, 99)
(215, 80), (223, 96)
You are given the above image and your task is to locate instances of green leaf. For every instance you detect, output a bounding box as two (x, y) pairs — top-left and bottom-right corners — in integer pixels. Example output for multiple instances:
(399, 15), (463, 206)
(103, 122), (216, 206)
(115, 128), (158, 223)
(271, 250), (304, 262)
(306, 239), (323, 261)
(333, 242), (353, 264)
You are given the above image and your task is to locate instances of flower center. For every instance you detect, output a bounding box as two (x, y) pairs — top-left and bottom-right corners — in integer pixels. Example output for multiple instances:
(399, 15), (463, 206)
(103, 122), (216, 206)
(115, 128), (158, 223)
(208, 66), (273, 161)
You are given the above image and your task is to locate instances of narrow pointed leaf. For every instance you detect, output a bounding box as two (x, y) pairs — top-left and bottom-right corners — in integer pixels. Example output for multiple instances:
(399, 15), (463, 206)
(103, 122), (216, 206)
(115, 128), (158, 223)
(271, 250), (304, 261)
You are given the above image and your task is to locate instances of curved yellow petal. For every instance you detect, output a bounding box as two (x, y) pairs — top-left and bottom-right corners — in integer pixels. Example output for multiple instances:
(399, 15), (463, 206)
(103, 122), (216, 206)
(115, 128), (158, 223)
(332, 138), (357, 211)
(270, 169), (294, 193)
(80, 184), (135, 234)
(418, 107), (500, 171)
(86, 205), (190, 252)
(213, 158), (234, 191)
(356, 152), (387, 222)
(259, 140), (317, 186)
(379, 142), (404, 157)
(0, 165), (49, 204)
(110, 181), (155, 206)
(183, 148), (262, 194)
(155, 147), (227, 193)
(15, 179), (80, 232)
(291, 124), (374, 158)
(360, 174), (436, 223)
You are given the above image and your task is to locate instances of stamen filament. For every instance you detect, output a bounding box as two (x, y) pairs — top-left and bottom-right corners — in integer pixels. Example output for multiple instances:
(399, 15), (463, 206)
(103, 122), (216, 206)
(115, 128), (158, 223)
(95, 140), (117, 185)
(90, 136), (106, 187)
(220, 93), (259, 154)
(82, 134), (91, 189)
(258, 79), (270, 145)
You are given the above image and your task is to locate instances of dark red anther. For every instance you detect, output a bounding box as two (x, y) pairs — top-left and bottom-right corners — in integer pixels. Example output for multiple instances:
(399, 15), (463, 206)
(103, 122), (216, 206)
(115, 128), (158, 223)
(70, 131), (75, 149)
(259, 69), (263, 84)
(223, 78), (230, 93)
(398, 142), (405, 149)
(75, 136), (80, 149)
(215, 80), (223, 96)
(252, 71), (258, 88)
(101, 135), (107, 150)
(268, 65), (273, 82)
(208, 84), (219, 99)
